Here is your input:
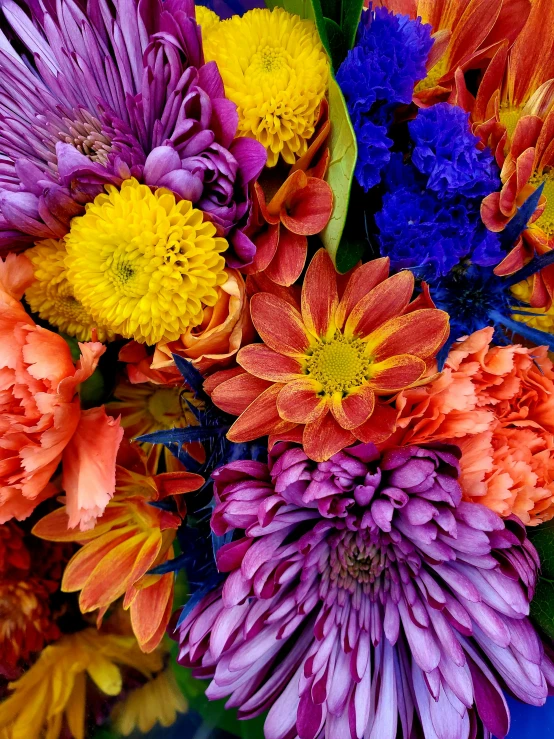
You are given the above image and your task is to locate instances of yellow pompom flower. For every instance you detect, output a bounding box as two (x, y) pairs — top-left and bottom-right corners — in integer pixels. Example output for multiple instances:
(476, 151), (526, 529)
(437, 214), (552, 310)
(0, 629), (163, 739)
(511, 279), (554, 333)
(24, 239), (114, 342)
(204, 8), (329, 167)
(112, 668), (187, 735)
(196, 5), (220, 36)
(65, 178), (228, 346)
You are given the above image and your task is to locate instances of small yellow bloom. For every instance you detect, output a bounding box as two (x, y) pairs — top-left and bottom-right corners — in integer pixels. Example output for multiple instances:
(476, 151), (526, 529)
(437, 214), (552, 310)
(512, 279), (554, 333)
(196, 5), (220, 36)
(112, 668), (187, 735)
(204, 8), (329, 167)
(0, 629), (162, 739)
(65, 178), (229, 346)
(24, 239), (114, 342)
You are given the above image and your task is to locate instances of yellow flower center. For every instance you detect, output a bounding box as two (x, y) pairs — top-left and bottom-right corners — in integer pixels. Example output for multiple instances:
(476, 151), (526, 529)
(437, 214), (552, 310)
(64, 178), (229, 346)
(203, 8), (329, 167)
(305, 334), (372, 394)
(25, 238), (114, 342)
(499, 104), (523, 141)
(414, 56), (449, 93)
(147, 387), (190, 427)
(528, 169), (554, 236)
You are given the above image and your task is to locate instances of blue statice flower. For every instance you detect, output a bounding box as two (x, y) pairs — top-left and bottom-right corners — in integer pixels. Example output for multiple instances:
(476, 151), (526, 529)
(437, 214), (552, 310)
(409, 104), (501, 199)
(337, 7), (432, 190)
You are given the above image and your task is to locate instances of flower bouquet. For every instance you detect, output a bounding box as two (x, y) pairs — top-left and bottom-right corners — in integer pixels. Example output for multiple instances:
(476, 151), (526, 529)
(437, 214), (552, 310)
(2, 0), (554, 737)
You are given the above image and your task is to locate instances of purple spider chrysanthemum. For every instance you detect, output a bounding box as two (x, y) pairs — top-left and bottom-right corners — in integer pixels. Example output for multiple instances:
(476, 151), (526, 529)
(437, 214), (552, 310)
(0, 0), (266, 265)
(175, 442), (554, 739)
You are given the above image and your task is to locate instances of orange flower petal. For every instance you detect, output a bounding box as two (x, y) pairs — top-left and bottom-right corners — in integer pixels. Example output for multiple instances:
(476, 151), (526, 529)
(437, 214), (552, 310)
(509, 0), (554, 108)
(266, 170), (308, 219)
(301, 249), (338, 339)
(211, 371), (272, 416)
(62, 529), (135, 592)
(154, 471), (205, 498)
(130, 573), (174, 651)
(354, 402), (398, 444)
(446, 0), (502, 70)
(344, 271), (414, 339)
(335, 258), (390, 329)
(125, 531), (163, 589)
(238, 344), (304, 382)
(330, 386), (375, 430)
(250, 223), (280, 273)
(365, 309), (450, 363)
(369, 354), (427, 393)
(280, 178), (334, 236)
(302, 411), (356, 462)
(277, 379), (328, 424)
(227, 384), (295, 443)
(264, 228), (307, 287)
(250, 293), (310, 356)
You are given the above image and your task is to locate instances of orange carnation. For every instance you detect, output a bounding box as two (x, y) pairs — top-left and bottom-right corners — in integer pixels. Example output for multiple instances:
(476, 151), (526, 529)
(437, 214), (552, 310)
(391, 327), (554, 525)
(0, 253), (123, 530)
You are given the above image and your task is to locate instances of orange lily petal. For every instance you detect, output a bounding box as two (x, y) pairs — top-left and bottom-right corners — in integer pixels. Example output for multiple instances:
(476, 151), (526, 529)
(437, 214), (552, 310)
(227, 384), (294, 443)
(250, 293), (310, 356)
(277, 379), (328, 424)
(354, 402), (398, 444)
(264, 228), (307, 287)
(62, 529), (135, 592)
(79, 535), (148, 611)
(335, 258), (390, 329)
(368, 354), (427, 392)
(211, 372), (272, 416)
(365, 309), (450, 363)
(280, 178), (334, 236)
(302, 411), (355, 462)
(238, 344), (304, 382)
(301, 249), (338, 339)
(131, 573), (174, 651)
(330, 386), (375, 430)
(344, 271), (415, 339)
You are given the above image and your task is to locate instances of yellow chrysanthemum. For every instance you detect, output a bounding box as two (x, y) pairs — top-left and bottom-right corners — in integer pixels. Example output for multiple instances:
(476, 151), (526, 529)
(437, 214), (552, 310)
(112, 668), (187, 735)
(196, 5), (220, 36)
(0, 629), (162, 739)
(24, 239), (114, 342)
(204, 8), (329, 167)
(512, 279), (554, 333)
(65, 178), (228, 346)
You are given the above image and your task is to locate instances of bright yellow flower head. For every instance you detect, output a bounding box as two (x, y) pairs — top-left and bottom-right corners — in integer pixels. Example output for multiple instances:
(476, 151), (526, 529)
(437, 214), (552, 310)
(204, 8), (329, 167)
(512, 278), (554, 333)
(112, 668), (187, 735)
(0, 629), (162, 739)
(24, 239), (114, 342)
(65, 178), (229, 346)
(196, 5), (220, 36)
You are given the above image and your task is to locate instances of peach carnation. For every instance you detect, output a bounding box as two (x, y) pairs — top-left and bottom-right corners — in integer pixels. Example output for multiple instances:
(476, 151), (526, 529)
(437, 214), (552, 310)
(0, 254), (123, 530)
(120, 269), (254, 383)
(391, 327), (554, 525)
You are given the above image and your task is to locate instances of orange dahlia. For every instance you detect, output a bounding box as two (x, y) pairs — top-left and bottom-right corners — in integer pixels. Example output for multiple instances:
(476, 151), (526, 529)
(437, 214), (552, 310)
(33, 445), (203, 652)
(210, 250), (449, 461)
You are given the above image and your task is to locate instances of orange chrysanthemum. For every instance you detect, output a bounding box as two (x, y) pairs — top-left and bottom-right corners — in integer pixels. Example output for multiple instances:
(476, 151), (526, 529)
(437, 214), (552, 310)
(389, 327), (554, 525)
(33, 445), (203, 652)
(210, 250), (449, 462)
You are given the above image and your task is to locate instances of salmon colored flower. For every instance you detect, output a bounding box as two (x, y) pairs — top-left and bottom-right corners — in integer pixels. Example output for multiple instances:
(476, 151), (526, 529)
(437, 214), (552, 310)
(244, 101), (333, 286)
(475, 0), (554, 307)
(0, 253), (123, 530)
(210, 250), (449, 461)
(377, 0), (530, 107)
(33, 445), (203, 652)
(390, 327), (554, 524)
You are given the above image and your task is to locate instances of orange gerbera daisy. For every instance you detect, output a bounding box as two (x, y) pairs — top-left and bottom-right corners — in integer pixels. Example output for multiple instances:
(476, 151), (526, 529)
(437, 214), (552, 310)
(376, 0), (530, 107)
(33, 444), (203, 652)
(475, 0), (554, 307)
(210, 250), (449, 462)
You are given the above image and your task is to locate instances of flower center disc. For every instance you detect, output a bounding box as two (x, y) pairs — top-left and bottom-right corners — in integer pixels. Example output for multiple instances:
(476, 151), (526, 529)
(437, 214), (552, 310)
(306, 335), (371, 394)
(530, 170), (554, 236)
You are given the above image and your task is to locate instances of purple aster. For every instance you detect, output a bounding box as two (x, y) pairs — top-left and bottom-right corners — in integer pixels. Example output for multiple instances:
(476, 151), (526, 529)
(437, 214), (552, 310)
(175, 441), (554, 739)
(0, 0), (266, 266)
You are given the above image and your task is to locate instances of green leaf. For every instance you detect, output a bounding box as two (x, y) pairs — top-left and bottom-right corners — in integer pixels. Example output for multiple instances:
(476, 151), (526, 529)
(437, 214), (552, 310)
(340, 0), (364, 51)
(79, 369), (105, 409)
(531, 578), (554, 640)
(324, 17), (348, 69)
(321, 76), (358, 272)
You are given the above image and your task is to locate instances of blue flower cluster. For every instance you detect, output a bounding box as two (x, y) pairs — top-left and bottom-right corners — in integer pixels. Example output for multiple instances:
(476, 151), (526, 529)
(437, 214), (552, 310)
(336, 7), (432, 190)
(376, 105), (503, 281)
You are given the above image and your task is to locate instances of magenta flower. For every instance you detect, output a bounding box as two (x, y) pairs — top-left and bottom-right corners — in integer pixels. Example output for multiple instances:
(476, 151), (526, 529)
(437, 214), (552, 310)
(0, 0), (266, 266)
(176, 442), (554, 739)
